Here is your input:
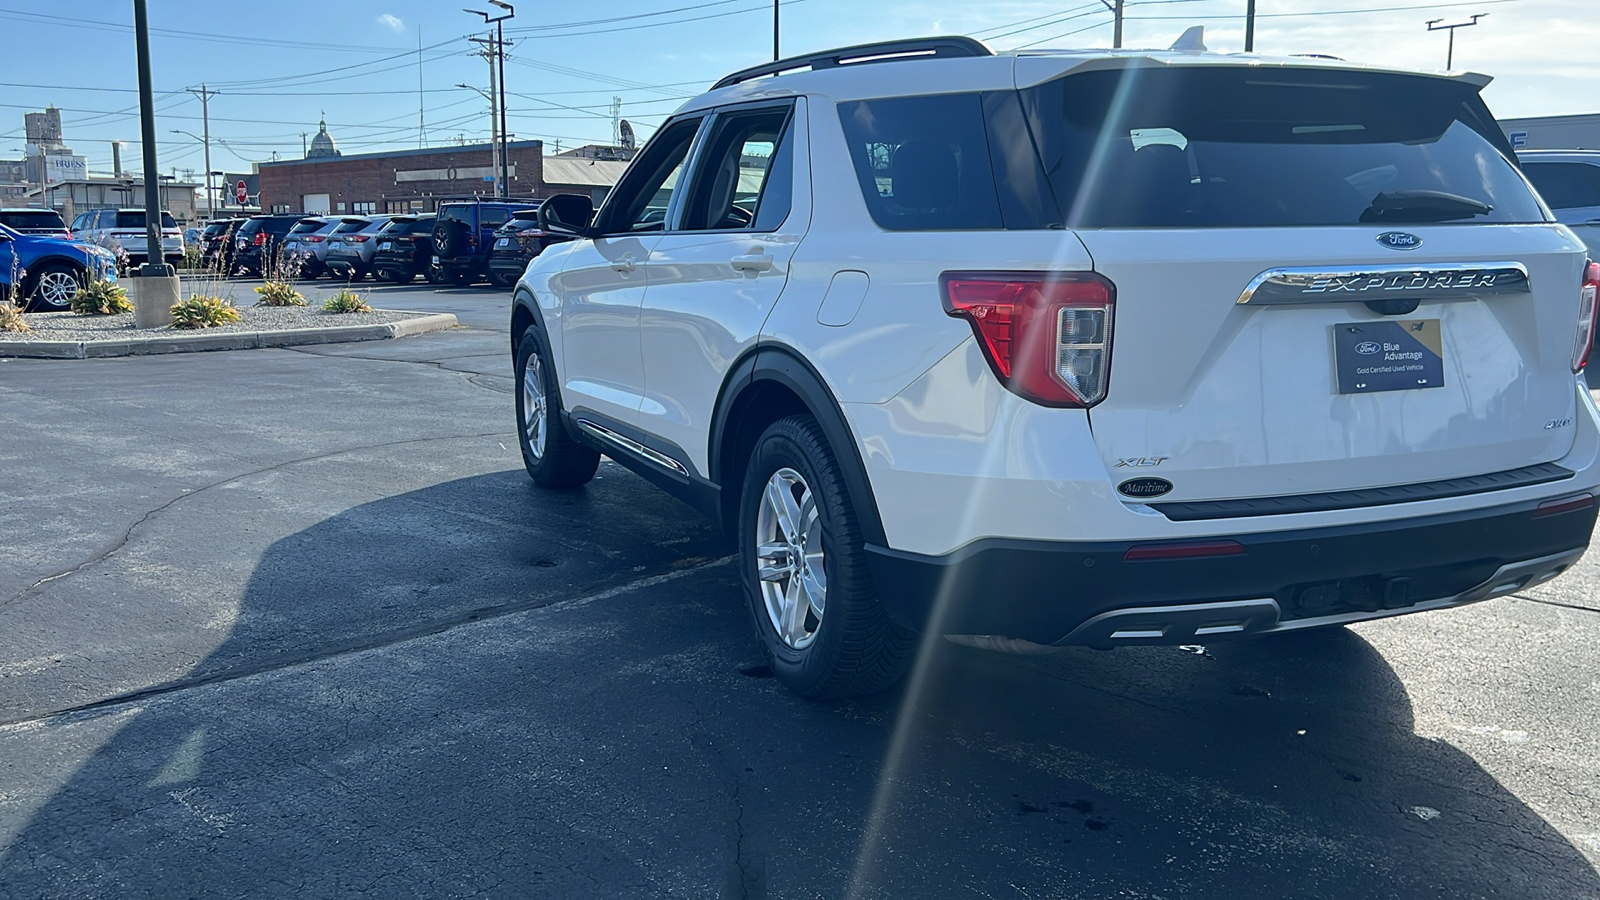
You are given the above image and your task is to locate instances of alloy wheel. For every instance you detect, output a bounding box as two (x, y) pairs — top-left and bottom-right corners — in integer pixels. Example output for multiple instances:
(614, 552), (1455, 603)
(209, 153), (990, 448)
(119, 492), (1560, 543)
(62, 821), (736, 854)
(35, 271), (79, 309)
(522, 353), (547, 459)
(755, 467), (827, 650)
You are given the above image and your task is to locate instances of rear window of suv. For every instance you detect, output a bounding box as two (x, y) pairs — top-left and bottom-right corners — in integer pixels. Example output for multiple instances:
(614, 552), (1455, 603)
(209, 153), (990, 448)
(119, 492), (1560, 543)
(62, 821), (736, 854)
(839, 67), (1545, 230)
(115, 211), (178, 229)
(1522, 162), (1600, 210)
(0, 211), (65, 231)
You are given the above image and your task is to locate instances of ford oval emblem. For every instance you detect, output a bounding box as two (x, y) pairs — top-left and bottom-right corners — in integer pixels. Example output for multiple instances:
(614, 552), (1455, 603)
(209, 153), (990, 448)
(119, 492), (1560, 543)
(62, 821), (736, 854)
(1355, 341), (1381, 355)
(1377, 231), (1422, 251)
(1117, 477), (1173, 499)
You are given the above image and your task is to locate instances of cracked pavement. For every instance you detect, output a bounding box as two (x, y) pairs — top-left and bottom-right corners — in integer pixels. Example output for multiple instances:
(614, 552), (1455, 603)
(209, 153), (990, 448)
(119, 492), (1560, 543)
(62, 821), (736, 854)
(2, 281), (1600, 898)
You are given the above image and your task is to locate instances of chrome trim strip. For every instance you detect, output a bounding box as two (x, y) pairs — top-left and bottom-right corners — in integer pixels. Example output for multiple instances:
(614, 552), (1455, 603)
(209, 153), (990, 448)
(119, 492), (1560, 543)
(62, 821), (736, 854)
(575, 418), (689, 476)
(1236, 261), (1531, 305)
(1053, 548), (1583, 647)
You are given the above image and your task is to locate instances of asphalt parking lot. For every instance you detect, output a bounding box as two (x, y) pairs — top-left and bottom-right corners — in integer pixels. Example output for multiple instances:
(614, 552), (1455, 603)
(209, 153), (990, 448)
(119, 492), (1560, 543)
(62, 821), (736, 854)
(2, 280), (1600, 898)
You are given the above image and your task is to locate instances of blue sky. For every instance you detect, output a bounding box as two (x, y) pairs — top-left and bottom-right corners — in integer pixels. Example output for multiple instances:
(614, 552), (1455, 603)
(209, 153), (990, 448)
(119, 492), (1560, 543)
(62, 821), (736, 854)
(0, 0), (1592, 176)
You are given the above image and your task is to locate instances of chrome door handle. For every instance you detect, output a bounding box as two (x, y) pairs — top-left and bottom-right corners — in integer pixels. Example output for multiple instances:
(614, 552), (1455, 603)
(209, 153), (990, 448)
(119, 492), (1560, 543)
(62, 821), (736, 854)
(731, 253), (773, 273)
(609, 254), (636, 274)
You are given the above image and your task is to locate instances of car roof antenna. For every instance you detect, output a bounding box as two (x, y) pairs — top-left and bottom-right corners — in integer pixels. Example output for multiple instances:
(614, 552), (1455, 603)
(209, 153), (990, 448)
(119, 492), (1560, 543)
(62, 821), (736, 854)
(1170, 26), (1206, 53)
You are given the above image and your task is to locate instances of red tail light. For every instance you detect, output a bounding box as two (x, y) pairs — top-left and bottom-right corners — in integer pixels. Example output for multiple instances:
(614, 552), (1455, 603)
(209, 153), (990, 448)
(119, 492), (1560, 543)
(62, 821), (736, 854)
(941, 272), (1115, 407)
(1574, 260), (1599, 373)
(1534, 493), (1594, 518)
(517, 229), (546, 238)
(305, 235), (325, 243)
(348, 235), (370, 243)
(253, 232), (266, 246)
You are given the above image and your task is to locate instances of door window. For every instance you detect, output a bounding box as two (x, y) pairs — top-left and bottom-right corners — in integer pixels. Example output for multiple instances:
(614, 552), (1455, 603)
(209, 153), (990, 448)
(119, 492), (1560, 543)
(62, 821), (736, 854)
(1522, 163), (1600, 210)
(597, 116), (704, 234)
(682, 105), (795, 232)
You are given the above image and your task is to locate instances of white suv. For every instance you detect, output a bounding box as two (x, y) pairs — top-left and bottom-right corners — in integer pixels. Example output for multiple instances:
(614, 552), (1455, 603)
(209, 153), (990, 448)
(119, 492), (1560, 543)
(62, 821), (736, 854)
(510, 36), (1600, 699)
(1520, 150), (1600, 253)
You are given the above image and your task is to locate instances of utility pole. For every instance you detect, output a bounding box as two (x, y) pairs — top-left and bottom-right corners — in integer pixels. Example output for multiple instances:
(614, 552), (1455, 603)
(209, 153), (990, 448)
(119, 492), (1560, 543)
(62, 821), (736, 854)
(773, 0), (780, 61)
(1426, 14), (1485, 69)
(1098, 0), (1125, 49)
(418, 26), (426, 149)
(186, 83), (216, 222)
(1245, 0), (1256, 51)
(474, 38), (501, 198)
(301, 132), (307, 157)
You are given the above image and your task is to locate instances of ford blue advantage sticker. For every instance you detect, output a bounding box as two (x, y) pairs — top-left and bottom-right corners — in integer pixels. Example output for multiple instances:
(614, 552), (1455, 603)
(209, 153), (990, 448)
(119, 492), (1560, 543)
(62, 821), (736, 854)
(1333, 319), (1444, 394)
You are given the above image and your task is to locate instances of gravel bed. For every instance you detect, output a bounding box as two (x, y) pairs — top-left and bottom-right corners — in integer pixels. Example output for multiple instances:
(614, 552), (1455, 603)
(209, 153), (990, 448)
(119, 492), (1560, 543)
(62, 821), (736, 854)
(0, 306), (429, 343)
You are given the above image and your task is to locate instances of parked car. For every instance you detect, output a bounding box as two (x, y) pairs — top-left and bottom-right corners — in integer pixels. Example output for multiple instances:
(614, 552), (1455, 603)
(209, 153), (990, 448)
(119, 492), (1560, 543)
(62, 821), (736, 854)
(1521, 150), (1600, 253)
(323, 215), (394, 281)
(511, 35), (1600, 700)
(200, 218), (247, 272)
(73, 208), (184, 266)
(371, 214), (440, 284)
(281, 217), (340, 279)
(487, 205), (569, 289)
(0, 222), (118, 311)
(232, 214), (304, 277)
(431, 199), (522, 286)
(0, 209), (69, 238)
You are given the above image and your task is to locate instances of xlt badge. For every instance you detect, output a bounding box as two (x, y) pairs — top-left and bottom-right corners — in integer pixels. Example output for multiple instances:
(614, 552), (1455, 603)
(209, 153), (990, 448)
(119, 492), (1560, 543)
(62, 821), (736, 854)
(1116, 456), (1168, 468)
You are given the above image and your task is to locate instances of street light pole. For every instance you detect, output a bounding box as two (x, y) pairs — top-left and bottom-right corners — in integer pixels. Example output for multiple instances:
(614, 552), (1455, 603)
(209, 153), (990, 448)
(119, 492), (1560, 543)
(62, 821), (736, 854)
(1245, 0), (1256, 52)
(773, 0), (779, 61)
(1426, 14), (1486, 69)
(186, 84), (217, 222)
(489, 1), (514, 198)
(133, 0), (168, 274)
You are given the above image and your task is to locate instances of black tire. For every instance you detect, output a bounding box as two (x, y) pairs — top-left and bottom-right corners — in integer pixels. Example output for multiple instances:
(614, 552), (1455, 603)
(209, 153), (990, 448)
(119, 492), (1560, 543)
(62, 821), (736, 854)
(387, 269), (416, 285)
(451, 270), (476, 287)
(354, 264), (372, 282)
(738, 415), (914, 700)
(424, 260), (447, 285)
(432, 221), (469, 259)
(489, 270), (517, 289)
(25, 262), (85, 311)
(514, 325), (600, 488)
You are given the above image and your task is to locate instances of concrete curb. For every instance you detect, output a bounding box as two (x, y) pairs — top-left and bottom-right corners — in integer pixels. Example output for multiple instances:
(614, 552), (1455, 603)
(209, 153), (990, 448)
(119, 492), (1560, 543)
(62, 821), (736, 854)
(0, 312), (459, 360)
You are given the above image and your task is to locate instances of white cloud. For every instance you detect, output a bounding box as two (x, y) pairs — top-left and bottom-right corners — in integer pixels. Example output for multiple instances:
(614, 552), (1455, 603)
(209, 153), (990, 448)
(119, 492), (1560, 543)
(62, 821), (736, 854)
(377, 13), (404, 33)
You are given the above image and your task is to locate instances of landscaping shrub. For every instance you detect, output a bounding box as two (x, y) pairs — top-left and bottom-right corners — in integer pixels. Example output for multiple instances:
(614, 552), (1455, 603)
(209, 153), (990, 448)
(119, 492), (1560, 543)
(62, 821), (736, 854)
(0, 300), (28, 333)
(70, 279), (134, 316)
(254, 280), (306, 307)
(170, 296), (242, 329)
(322, 289), (372, 314)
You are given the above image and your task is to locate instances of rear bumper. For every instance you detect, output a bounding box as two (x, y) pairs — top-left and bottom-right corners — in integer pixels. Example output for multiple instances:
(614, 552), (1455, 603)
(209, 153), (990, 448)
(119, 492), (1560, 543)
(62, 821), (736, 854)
(864, 495), (1596, 646)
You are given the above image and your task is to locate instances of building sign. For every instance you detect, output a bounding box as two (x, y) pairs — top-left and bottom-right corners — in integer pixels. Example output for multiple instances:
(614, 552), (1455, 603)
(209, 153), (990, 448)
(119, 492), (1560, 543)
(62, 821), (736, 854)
(395, 165), (512, 183)
(1508, 131), (1528, 149)
(43, 155), (87, 185)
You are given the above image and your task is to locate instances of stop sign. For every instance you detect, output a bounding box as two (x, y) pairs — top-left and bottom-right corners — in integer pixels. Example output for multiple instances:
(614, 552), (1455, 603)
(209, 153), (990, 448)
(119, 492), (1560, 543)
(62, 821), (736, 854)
(236, 181), (247, 204)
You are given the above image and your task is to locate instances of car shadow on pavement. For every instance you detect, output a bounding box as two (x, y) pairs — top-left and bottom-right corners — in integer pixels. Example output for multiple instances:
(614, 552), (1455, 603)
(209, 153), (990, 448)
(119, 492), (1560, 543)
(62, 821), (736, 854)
(1, 472), (1595, 899)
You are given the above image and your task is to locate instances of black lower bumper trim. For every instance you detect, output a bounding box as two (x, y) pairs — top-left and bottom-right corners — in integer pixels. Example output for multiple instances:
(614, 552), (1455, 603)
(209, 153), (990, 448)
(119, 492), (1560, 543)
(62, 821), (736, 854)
(864, 496), (1595, 645)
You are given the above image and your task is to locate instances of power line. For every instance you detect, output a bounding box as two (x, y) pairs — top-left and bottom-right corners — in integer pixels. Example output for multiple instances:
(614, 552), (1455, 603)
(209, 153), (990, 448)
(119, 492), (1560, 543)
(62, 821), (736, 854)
(1126, 0), (1523, 20)
(0, 7), (413, 54)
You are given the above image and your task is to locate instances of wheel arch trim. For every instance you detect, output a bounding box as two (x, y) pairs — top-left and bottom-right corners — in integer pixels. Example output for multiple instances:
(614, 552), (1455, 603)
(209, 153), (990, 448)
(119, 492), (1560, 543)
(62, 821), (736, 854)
(709, 344), (888, 547)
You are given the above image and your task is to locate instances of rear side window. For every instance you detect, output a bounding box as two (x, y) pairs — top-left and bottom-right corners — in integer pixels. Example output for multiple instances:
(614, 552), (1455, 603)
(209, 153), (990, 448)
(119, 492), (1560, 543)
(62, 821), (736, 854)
(332, 219), (369, 234)
(1021, 67), (1546, 228)
(1522, 162), (1600, 210)
(438, 206), (472, 226)
(290, 219), (326, 234)
(838, 94), (1004, 231)
(479, 208), (511, 230)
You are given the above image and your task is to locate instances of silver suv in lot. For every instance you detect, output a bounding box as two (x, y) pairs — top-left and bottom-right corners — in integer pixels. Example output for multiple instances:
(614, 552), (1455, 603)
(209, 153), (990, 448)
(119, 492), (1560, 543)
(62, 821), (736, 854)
(510, 36), (1600, 699)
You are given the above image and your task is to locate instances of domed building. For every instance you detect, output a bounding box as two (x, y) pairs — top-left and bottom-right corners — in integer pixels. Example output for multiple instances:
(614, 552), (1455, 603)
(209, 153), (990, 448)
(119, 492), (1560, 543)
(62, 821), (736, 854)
(306, 119), (340, 159)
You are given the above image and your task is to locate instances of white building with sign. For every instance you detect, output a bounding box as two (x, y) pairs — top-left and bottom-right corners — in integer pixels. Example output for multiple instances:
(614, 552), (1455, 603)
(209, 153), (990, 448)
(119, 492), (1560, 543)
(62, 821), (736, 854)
(1500, 113), (1600, 152)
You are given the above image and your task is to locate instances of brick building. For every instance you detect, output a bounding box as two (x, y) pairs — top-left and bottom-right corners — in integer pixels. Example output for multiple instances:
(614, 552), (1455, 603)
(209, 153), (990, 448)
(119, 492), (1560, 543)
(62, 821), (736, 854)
(257, 139), (555, 216)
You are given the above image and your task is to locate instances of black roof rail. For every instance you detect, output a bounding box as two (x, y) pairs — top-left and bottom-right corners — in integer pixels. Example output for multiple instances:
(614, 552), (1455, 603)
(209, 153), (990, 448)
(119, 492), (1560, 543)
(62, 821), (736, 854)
(711, 36), (993, 91)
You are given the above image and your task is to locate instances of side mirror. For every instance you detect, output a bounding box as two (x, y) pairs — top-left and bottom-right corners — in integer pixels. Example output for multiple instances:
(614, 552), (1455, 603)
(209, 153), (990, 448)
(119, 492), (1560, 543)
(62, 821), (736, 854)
(537, 194), (595, 238)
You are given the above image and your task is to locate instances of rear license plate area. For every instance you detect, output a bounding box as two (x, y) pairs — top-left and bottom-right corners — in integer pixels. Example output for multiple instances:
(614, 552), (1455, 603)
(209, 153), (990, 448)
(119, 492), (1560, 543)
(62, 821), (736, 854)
(1333, 319), (1444, 394)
